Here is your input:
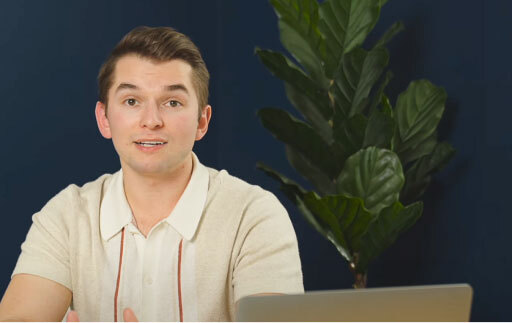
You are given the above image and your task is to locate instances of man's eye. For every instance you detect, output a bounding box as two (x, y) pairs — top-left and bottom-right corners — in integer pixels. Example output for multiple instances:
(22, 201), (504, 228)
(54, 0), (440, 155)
(125, 98), (138, 106)
(166, 100), (182, 108)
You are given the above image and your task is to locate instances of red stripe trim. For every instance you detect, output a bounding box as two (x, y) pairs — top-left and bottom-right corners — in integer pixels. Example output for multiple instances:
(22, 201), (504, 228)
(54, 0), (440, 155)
(114, 228), (125, 322)
(178, 239), (184, 322)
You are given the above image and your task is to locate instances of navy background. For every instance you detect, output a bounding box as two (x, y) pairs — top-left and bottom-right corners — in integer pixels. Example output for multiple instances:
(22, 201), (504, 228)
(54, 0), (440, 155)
(0, 0), (510, 320)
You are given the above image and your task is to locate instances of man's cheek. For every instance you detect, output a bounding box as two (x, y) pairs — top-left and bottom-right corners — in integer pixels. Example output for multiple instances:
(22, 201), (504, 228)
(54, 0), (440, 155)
(174, 115), (197, 134)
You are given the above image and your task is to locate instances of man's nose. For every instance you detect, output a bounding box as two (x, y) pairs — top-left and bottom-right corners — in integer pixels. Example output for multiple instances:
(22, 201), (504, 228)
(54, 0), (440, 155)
(140, 101), (164, 129)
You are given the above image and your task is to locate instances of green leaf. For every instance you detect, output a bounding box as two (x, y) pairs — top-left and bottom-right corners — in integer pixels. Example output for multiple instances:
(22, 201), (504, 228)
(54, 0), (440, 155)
(354, 201), (423, 272)
(321, 195), (374, 249)
(373, 21), (405, 48)
(395, 80), (447, 163)
(368, 70), (393, 113)
(257, 162), (329, 237)
(257, 163), (353, 261)
(381, 93), (393, 111)
(329, 47), (389, 118)
(303, 192), (352, 260)
(380, 94), (401, 151)
(285, 145), (337, 195)
(401, 142), (456, 203)
(257, 108), (338, 178)
(256, 48), (332, 120)
(337, 147), (404, 214)
(270, 0), (327, 85)
(420, 141), (456, 174)
(257, 162), (307, 198)
(399, 132), (438, 166)
(302, 192), (374, 262)
(319, 0), (382, 75)
(257, 163), (373, 265)
(284, 83), (333, 143)
(363, 107), (395, 149)
(332, 113), (368, 167)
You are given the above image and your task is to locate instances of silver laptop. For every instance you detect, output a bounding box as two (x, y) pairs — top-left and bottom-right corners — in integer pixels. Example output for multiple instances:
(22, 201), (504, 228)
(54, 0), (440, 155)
(236, 284), (473, 322)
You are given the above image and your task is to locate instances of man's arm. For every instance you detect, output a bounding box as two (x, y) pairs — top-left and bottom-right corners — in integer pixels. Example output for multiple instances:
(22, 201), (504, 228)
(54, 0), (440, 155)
(232, 191), (304, 303)
(0, 274), (71, 321)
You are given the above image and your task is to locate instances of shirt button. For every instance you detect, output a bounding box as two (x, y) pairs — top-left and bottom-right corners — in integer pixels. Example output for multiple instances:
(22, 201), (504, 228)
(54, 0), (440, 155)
(144, 276), (153, 285)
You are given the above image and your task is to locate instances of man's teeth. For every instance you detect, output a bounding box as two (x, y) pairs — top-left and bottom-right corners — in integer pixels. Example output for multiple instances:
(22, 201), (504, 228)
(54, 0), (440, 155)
(137, 141), (165, 147)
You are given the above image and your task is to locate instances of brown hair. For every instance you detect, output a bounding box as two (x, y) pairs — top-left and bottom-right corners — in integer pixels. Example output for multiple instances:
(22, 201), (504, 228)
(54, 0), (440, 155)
(98, 26), (210, 113)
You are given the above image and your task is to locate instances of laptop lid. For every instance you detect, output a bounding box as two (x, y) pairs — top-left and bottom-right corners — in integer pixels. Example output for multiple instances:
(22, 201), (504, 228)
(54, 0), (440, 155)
(236, 284), (473, 322)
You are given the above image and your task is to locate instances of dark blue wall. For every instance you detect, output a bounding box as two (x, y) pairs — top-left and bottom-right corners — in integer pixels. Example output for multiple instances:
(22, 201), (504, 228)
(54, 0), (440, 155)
(0, 0), (510, 320)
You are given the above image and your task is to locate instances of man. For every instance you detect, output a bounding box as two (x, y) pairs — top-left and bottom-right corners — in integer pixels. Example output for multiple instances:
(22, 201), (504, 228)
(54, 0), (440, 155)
(0, 26), (303, 321)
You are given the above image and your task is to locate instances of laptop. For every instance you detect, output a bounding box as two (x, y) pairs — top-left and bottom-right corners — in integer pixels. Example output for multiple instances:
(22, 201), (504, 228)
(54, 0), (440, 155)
(236, 284), (473, 322)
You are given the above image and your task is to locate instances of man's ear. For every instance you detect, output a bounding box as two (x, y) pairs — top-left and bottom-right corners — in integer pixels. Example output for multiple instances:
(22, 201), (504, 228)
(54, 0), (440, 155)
(195, 105), (212, 141)
(95, 101), (112, 139)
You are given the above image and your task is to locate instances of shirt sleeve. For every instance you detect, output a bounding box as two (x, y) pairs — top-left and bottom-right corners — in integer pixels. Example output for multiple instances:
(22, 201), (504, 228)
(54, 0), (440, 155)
(232, 190), (304, 302)
(12, 187), (72, 290)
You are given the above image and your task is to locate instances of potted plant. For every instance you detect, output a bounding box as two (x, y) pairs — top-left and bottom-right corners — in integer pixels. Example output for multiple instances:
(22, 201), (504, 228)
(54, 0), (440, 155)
(255, 0), (455, 288)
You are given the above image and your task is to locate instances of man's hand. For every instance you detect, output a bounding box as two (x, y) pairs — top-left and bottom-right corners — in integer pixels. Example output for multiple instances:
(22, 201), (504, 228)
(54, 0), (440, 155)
(66, 310), (79, 322)
(123, 308), (139, 322)
(66, 308), (139, 322)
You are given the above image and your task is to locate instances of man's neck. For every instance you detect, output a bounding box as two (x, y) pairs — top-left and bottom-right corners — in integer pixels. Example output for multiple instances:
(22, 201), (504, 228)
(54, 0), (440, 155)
(122, 154), (194, 237)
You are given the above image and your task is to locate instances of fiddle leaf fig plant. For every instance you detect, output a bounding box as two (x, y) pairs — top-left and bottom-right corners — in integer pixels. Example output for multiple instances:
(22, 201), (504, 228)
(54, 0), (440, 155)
(256, 0), (455, 288)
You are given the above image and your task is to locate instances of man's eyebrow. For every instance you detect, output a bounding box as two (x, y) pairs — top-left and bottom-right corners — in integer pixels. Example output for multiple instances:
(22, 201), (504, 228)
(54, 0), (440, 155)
(115, 83), (139, 92)
(114, 83), (189, 94)
(165, 84), (189, 94)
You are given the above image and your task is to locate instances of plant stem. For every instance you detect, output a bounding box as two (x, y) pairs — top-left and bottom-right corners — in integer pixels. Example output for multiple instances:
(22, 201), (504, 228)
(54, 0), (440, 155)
(353, 272), (367, 288)
(349, 257), (367, 288)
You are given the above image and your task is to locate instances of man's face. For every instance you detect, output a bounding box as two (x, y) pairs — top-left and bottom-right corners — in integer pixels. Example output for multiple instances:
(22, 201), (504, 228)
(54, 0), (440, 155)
(95, 55), (211, 177)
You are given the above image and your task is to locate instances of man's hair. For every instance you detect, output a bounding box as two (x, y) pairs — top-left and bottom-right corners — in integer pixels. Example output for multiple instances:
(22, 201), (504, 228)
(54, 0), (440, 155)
(98, 26), (210, 112)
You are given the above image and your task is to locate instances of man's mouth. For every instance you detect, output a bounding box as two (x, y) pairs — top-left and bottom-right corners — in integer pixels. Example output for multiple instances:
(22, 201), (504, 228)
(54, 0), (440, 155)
(134, 141), (167, 147)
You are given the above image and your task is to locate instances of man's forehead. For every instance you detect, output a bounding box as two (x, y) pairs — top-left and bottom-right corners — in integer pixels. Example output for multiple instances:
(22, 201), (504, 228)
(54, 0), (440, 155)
(111, 55), (194, 93)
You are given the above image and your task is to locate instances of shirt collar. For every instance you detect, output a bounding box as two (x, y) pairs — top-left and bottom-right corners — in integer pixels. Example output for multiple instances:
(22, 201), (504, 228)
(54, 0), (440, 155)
(100, 168), (133, 241)
(165, 152), (209, 240)
(100, 152), (210, 241)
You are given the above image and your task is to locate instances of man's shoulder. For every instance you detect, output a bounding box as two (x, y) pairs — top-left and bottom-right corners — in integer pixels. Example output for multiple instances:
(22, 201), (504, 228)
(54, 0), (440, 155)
(38, 172), (115, 220)
(205, 167), (267, 199)
(204, 166), (285, 212)
(53, 173), (113, 202)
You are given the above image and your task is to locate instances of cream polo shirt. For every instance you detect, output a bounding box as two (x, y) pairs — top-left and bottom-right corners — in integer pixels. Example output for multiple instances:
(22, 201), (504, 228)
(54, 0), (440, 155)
(12, 153), (304, 321)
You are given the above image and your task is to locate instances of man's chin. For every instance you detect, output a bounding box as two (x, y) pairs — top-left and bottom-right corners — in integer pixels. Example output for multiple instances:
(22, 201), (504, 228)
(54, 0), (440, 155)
(120, 153), (193, 178)
(128, 165), (173, 177)
(123, 160), (189, 178)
